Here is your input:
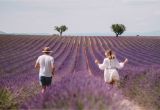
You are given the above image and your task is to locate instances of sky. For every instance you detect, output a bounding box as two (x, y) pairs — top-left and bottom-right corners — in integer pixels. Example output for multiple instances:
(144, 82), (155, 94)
(0, 0), (160, 36)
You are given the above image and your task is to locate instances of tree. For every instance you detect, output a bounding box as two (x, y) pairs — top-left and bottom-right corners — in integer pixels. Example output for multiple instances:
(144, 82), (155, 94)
(54, 25), (68, 36)
(111, 24), (126, 37)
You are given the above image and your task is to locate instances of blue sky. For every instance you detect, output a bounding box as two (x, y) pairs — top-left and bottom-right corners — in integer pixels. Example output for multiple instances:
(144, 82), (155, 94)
(0, 0), (160, 36)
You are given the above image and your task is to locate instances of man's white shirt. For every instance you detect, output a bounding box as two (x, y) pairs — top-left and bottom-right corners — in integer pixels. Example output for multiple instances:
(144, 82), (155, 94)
(36, 54), (54, 77)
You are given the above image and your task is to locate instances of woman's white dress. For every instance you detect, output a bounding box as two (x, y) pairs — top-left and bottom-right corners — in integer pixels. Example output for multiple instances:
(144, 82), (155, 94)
(98, 58), (124, 83)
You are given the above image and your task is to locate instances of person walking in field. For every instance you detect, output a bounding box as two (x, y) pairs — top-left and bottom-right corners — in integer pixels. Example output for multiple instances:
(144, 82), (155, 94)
(35, 47), (55, 93)
(95, 49), (128, 86)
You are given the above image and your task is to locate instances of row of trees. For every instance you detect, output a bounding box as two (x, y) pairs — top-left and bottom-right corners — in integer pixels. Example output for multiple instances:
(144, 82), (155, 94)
(54, 24), (126, 37)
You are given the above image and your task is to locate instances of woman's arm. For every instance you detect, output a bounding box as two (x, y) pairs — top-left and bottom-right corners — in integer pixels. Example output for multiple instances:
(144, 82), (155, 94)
(95, 59), (107, 70)
(95, 59), (99, 65)
(124, 58), (128, 64)
(115, 58), (128, 69)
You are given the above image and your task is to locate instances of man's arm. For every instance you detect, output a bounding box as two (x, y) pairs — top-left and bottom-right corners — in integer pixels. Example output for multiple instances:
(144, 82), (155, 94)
(35, 62), (40, 71)
(52, 64), (56, 76)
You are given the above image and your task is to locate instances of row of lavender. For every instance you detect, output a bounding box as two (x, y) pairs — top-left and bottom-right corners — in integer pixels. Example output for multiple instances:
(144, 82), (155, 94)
(1, 37), (159, 87)
(0, 35), (160, 109)
(0, 35), (159, 80)
(1, 35), (160, 76)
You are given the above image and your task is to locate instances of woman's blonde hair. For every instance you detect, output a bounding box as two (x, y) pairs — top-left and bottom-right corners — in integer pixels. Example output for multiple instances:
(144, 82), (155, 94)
(105, 49), (115, 59)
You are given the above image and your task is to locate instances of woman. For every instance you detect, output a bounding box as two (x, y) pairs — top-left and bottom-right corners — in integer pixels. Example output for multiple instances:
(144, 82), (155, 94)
(95, 49), (128, 85)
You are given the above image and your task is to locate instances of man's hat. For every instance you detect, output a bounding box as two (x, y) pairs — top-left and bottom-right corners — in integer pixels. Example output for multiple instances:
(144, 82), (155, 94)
(42, 47), (52, 53)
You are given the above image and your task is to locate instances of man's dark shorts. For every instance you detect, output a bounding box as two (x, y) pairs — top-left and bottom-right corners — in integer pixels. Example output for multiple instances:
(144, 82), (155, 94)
(40, 76), (52, 86)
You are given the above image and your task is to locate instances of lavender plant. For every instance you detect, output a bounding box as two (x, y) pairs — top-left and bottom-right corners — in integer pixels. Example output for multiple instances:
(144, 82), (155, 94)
(0, 35), (160, 110)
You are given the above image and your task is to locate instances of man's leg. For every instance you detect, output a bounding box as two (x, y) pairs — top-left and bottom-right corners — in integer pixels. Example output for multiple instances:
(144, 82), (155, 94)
(40, 76), (47, 94)
(41, 86), (46, 93)
(43, 77), (52, 93)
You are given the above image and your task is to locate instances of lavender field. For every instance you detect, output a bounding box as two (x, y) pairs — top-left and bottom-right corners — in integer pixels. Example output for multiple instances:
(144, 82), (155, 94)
(0, 35), (160, 110)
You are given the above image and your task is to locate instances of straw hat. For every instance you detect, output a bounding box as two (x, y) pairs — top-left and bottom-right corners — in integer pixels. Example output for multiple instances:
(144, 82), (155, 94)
(42, 47), (52, 53)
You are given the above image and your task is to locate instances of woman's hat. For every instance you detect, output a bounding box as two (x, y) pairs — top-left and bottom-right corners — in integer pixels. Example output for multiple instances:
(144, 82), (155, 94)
(42, 47), (52, 53)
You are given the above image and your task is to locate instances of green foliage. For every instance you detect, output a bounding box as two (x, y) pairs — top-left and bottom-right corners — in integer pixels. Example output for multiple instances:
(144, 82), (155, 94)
(0, 88), (17, 109)
(111, 24), (126, 37)
(54, 25), (68, 36)
(76, 99), (84, 110)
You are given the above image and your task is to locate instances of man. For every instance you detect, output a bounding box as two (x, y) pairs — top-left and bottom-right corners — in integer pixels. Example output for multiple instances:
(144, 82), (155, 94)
(35, 47), (55, 93)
